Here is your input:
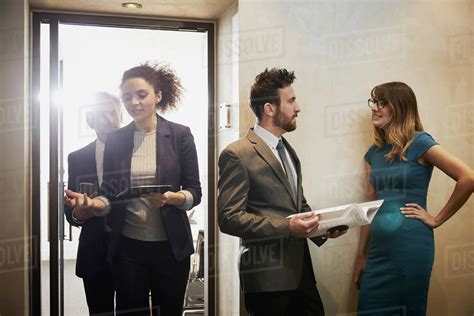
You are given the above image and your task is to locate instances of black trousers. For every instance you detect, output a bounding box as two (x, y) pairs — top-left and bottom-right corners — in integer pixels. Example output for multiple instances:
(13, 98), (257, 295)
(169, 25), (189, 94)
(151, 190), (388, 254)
(113, 236), (190, 316)
(244, 241), (325, 316)
(82, 266), (115, 315)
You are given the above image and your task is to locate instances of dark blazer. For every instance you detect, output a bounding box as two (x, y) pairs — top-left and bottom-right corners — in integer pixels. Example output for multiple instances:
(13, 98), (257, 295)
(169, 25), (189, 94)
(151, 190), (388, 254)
(218, 129), (325, 293)
(101, 115), (202, 263)
(65, 141), (110, 278)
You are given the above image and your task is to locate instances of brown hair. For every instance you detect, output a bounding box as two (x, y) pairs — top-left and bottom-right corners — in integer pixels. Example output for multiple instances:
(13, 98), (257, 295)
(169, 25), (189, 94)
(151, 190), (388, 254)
(371, 82), (424, 162)
(250, 68), (296, 120)
(121, 62), (183, 112)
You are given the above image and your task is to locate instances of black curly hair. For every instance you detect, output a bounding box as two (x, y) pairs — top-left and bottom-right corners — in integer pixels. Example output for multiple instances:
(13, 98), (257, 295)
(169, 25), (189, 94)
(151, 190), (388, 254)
(120, 62), (183, 113)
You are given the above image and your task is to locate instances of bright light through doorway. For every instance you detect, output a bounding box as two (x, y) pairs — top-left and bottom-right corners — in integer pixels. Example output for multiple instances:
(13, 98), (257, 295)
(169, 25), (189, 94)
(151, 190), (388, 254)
(40, 23), (209, 258)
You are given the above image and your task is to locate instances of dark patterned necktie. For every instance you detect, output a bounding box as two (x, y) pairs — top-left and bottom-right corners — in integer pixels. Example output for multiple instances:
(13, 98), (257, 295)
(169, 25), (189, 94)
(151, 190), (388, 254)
(276, 139), (297, 197)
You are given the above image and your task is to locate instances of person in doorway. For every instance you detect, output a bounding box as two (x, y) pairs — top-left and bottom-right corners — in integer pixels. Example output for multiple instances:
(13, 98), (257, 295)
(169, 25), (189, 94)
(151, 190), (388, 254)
(64, 62), (202, 316)
(217, 68), (346, 316)
(354, 82), (473, 316)
(64, 92), (122, 315)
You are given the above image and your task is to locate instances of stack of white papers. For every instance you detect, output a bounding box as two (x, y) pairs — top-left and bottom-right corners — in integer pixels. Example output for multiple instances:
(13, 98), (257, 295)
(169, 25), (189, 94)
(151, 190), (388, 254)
(288, 200), (384, 237)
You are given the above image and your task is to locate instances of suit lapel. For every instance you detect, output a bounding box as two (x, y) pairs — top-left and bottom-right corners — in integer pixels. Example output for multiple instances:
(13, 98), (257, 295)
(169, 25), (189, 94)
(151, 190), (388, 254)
(282, 137), (302, 211)
(246, 129), (298, 208)
(155, 115), (171, 185)
(87, 141), (99, 187)
(79, 141), (99, 190)
(119, 122), (135, 186)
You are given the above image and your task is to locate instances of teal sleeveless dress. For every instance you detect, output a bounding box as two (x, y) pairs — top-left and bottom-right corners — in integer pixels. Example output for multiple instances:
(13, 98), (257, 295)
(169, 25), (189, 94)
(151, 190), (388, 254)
(358, 132), (438, 316)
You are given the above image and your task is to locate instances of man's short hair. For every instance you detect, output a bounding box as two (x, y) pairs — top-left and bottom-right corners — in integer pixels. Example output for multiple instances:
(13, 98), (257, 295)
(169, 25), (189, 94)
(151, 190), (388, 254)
(85, 92), (121, 129)
(249, 68), (296, 120)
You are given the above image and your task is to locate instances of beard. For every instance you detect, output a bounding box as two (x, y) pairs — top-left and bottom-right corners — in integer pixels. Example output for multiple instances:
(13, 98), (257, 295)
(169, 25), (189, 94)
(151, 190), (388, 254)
(273, 107), (297, 132)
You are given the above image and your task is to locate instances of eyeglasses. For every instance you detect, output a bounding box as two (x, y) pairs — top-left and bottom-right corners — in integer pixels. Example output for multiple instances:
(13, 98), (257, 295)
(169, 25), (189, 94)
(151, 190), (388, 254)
(368, 98), (386, 110)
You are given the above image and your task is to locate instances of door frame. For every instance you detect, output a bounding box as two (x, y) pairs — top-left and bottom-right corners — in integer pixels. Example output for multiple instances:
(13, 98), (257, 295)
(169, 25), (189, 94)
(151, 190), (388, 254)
(30, 11), (216, 316)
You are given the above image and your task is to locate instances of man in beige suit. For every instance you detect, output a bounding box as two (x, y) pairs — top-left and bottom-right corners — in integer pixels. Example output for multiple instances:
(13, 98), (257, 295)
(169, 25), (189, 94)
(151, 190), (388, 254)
(218, 68), (346, 316)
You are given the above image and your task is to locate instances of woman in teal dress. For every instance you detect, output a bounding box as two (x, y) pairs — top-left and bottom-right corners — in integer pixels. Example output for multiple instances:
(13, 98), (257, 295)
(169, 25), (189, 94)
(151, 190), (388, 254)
(354, 82), (473, 315)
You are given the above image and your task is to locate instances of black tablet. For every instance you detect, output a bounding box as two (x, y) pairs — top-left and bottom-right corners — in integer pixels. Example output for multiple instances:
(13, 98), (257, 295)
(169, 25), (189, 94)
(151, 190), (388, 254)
(115, 184), (173, 199)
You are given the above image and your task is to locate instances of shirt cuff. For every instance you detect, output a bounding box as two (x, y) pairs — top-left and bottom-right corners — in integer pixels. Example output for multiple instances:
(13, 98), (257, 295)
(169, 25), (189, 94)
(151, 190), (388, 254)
(177, 190), (193, 211)
(91, 196), (111, 217)
(71, 209), (85, 224)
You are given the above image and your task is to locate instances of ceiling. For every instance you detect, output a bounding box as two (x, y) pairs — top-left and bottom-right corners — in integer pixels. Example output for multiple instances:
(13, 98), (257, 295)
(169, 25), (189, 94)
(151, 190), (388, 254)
(29, 0), (236, 20)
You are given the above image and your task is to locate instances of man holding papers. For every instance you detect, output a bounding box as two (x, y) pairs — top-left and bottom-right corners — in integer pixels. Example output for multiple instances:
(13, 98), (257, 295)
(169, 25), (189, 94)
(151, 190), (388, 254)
(64, 92), (121, 315)
(288, 200), (384, 238)
(218, 68), (346, 316)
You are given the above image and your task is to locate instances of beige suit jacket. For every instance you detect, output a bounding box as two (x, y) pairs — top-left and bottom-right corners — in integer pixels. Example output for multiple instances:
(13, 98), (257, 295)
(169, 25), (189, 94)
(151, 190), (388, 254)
(217, 128), (325, 293)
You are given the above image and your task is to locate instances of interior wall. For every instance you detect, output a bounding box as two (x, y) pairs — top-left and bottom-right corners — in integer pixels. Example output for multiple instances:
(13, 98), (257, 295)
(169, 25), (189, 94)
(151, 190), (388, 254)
(0, 0), (30, 315)
(216, 2), (241, 315)
(238, 0), (473, 315)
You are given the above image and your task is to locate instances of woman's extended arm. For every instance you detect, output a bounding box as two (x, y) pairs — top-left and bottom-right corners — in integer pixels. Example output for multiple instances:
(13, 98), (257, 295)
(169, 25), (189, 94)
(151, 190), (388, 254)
(64, 189), (109, 220)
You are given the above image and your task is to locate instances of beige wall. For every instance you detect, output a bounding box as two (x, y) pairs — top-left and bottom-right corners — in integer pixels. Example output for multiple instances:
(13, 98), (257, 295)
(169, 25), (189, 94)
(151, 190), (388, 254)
(0, 1), (472, 315)
(237, 0), (473, 315)
(0, 0), (30, 315)
(216, 2), (242, 315)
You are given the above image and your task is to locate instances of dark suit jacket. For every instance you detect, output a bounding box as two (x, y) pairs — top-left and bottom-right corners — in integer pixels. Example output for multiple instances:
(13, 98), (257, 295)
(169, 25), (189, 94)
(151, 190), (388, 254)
(64, 141), (110, 278)
(217, 128), (325, 293)
(100, 115), (202, 263)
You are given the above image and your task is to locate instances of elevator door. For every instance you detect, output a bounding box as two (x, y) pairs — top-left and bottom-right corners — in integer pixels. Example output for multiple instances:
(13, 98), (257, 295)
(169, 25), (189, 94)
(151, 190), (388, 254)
(32, 13), (214, 316)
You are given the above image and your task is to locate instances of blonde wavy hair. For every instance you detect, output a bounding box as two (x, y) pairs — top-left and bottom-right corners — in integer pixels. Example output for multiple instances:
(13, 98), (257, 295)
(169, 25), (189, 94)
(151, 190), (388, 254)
(371, 82), (424, 163)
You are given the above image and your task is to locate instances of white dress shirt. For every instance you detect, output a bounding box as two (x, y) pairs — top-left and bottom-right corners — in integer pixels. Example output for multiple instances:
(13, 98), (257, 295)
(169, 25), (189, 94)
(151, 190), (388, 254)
(253, 124), (298, 190)
(95, 139), (105, 186)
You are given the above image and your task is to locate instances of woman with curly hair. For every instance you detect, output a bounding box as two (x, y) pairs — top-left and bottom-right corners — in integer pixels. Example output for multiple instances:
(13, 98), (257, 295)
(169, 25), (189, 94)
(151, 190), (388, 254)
(65, 62), (202, 315)
(353, 82), (473, 315)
